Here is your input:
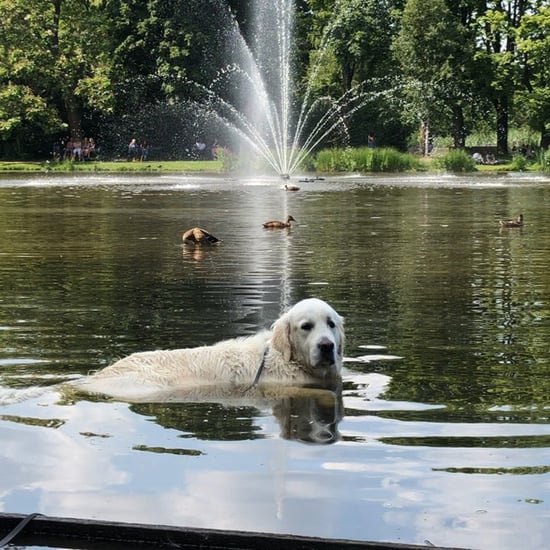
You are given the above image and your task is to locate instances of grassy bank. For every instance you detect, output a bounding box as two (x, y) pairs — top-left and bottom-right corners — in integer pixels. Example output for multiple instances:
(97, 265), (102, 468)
(0, 159), (223, 173)
(0, 151), (544, 174)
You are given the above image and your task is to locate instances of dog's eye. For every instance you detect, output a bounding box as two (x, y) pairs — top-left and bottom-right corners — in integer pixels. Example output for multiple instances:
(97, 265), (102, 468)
(327, 318), (336, 329)
(301, 322), (313, 331)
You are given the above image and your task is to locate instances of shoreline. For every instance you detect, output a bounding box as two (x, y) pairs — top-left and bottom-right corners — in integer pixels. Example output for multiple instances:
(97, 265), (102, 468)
(0, 159), (544, 176)
(0, 159), (223, 174)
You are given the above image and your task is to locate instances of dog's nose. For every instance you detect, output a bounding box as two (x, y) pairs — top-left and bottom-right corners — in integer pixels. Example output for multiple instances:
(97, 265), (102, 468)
(318, 338), (335, 363)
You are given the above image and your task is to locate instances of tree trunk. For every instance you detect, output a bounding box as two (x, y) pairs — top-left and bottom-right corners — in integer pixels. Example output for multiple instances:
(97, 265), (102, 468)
(495, 97), (509, 155)
(419, 120), (428, 156)
(452, 105), (466, 148)
(341, 60), (355, 93)
(65, 95), (82, 140)
(540, 127), (550, 150)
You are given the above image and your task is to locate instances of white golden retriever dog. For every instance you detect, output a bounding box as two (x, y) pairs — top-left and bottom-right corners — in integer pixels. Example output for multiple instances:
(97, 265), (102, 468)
(71, 298), (344, 402)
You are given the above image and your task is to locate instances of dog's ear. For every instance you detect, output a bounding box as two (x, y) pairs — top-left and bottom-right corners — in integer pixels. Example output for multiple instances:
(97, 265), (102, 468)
(335, 315), (345, 357)
(271, 314), (292, 362)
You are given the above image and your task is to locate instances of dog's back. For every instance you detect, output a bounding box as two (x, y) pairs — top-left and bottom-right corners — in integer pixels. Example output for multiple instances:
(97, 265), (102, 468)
(70, 331), (271, 400)
(69, 298), (344, 402)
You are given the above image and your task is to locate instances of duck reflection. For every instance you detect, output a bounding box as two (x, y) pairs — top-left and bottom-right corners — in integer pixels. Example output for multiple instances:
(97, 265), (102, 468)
(128, 382), (342, 445)
(181, 245), (207, 261)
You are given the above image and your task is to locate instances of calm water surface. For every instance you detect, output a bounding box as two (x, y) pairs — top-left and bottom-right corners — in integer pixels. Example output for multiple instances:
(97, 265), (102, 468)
(0, 172), (549, 549)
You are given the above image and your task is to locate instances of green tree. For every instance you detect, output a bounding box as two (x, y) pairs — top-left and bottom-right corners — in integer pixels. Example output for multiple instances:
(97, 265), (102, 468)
(0, 1), (64, 155)
(474, 1), (534, 154)
(54, 0), (114, 139)
(304, 0), (399, 96)
(392, 0), (477, 152)
(0, 0), (113, 156)
(100, 0), (254, 157)
(515, 5), (550, 149)
(105, 0), (187, 111)
(303, 0), (406, 147)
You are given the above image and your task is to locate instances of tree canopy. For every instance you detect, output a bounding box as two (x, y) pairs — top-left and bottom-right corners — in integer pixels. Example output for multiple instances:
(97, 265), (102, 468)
(0, 0), (548, 159)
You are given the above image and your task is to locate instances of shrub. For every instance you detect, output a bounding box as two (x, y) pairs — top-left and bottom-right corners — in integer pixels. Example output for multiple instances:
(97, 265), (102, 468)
(510, 154), (528, 171)
(367, 147), (419, 172)
(535, 149), (550, 172)
(434, 149), (476, 172)
(314, 148), (355, 172)
(213, 146), (238, 171)
(314, 146), (419, 172)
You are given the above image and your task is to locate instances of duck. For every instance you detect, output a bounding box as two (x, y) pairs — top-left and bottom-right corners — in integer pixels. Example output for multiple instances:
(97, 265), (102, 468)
(262, 215), (296, 229)
(499, 214), (524, 228)
(284, 184), (300, 191)
(182, 227), (221, 245)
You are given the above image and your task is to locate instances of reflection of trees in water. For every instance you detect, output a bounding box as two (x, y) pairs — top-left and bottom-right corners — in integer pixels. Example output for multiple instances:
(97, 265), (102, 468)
(131, 402), (265, 441)
(375, 352), (550, 423)
(4, 182), (549, 445)
(381, 434), (550, 450)
(129, 384), (343, 445)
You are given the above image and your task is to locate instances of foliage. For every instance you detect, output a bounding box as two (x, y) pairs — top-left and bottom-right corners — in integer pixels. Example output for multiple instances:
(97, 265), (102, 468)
(391, 0), (476, 149)
(510, 154), (529, 172)
(433, 149), (476, 172)
(96, 101), (234, 160)
(0, 83), (64, 141)
(318, 0), (395, 90)
(0, 1), (64, 155)
(213, 146), (238, 171)
(304, 0), (402, 145)
(474, 1), (534, 153)
(0, 0), (114, 157)
(314, 146), (420, 172)
(515, 5), (550, 148)
(0, 0), (550, 160)
(537, 149), (550, 172)
(314, 147), (354, 172)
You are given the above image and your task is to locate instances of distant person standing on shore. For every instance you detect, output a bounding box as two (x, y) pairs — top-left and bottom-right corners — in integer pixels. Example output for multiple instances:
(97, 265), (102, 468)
(140, 140), (149, 161)
(128, 138), (139, 161)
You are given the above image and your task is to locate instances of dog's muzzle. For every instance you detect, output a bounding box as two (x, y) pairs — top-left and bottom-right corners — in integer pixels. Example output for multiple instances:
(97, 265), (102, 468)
(316, 337), (336, 367)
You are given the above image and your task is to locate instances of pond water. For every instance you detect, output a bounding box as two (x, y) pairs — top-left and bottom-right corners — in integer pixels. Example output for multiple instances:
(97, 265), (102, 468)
(0, 172), (549, 550)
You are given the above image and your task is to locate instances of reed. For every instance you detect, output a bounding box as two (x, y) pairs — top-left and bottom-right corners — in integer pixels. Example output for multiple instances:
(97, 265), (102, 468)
(314, 146), (419, 172)
(535, 149), (550, 173)
(434, 149), (476, 172)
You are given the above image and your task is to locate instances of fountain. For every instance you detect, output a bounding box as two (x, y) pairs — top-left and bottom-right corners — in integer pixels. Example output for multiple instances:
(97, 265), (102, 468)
(195, 0), (373, 177)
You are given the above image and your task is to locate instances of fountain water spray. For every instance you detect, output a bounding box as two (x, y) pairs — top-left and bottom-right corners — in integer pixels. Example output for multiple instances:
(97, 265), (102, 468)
(198, 0), (377, 177)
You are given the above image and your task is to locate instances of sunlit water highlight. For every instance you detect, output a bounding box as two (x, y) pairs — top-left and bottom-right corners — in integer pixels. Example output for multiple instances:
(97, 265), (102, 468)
(0, 173), (549, 550)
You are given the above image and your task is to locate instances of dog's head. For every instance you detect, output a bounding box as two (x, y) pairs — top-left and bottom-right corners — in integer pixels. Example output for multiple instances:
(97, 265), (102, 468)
(271, 298), (344, 377)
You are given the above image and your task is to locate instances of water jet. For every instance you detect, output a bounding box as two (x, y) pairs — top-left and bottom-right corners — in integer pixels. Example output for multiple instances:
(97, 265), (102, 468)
(195, 0), (374, 177)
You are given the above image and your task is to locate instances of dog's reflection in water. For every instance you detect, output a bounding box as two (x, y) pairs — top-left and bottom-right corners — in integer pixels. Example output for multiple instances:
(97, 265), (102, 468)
(271, 385), (342, 444)
(109, 382), (343, 445)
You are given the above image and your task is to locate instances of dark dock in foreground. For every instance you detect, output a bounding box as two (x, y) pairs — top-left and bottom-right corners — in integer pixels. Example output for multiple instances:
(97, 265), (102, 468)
(0, 513), (472, 550)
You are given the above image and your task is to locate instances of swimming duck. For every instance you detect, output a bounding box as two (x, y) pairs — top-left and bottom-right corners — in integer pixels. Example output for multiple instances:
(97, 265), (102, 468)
(262, 215), (296, 229)
(182, 227), (221, 244)
(499, 214), (524, 228)
(284, 184), (300, 191)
